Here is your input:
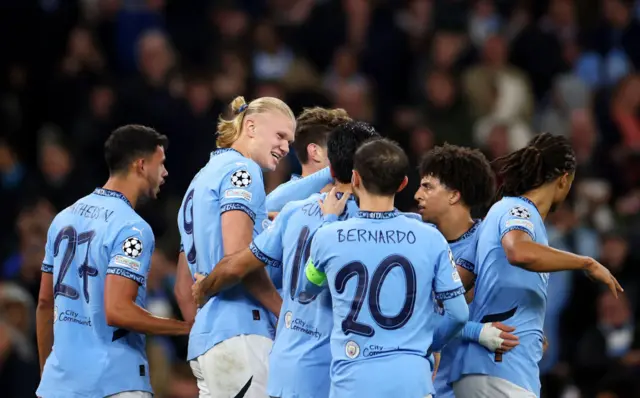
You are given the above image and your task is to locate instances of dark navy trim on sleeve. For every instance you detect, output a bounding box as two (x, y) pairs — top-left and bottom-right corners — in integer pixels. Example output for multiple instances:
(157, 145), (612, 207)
(249, 242), (282, 268)
(456, 259), (475, 273)
(435, 286), (466, 301)
(41, 264), (53, 274)
(221, 203), (256, 223)
(107, 267), (146, 285)
(500, 226), (534, 241)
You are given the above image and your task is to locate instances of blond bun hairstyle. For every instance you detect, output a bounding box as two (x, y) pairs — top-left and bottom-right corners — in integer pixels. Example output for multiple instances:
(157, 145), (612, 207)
(216, 96), (295, 148)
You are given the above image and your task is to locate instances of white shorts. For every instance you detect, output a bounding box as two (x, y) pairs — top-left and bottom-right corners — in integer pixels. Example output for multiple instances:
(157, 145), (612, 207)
(107, 392), (152, 398)
(453, 375), (537, 398)
(190, 334), (272, 398)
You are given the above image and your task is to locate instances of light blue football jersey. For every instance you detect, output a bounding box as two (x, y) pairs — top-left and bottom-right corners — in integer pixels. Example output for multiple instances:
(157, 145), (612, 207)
(177, 148), (274, 361)
(451, 196), (548, 396)
(37, 188), (154, 398)
(252, 192), (359, 398)
(433, 220), (481, 398)
(266, 168), (332, 212)
(304, 210), (465, 398)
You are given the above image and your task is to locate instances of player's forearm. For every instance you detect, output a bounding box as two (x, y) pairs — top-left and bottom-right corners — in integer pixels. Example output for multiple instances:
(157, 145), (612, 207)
(175, 263), (196, 323)
(106, 302), (190, 335)
(204, 252), (264, 296)
(175, 289), (197, 324)
(508, 240), (591, 272)
(431, 295), (469, 352)
(241, 268), (282, 317)
(266, 167), (332, 212)
(204, 265), (244, 296)
(36, 302), (54, 374)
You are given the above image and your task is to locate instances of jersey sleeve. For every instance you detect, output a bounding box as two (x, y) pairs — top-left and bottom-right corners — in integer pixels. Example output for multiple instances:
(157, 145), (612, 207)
(106, 221), (155, 286)
(265, 167), (332, 212)
(455, 245), (477, 275)
(432, 235), (465, 301)
(41, 224), (55, 274)
(498, 204), (536, 241)
(219, 162), (266, 224)
(250, 203), (296, 267)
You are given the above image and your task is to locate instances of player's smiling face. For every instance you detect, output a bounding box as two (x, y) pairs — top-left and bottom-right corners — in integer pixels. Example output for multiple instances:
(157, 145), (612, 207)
(248, 112), (295, 171)
(142, 145), (167, 199)
(414, 175), (451, 223)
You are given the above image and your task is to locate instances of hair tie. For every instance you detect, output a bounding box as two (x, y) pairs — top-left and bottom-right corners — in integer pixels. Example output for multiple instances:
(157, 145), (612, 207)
(235, 104), (248, 115)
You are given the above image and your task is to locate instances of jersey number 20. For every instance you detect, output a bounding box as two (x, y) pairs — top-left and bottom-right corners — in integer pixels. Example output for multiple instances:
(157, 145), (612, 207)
(335, 255), (417, 337)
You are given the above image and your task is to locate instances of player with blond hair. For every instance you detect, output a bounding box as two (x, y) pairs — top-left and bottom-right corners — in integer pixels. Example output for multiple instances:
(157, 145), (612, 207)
(176, 96), (338, 398)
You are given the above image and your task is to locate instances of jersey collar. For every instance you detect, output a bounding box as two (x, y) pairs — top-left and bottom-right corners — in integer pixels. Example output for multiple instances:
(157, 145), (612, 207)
(356, 209), (400, 220)
(210, 148), (242, 158)
(517, 196), (540, 215)
(93, 188), (133, 208)
(447, 219), (481, 244)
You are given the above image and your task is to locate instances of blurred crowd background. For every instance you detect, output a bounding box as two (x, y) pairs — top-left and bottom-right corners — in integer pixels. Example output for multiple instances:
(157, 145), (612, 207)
(1, 0), (640, 397)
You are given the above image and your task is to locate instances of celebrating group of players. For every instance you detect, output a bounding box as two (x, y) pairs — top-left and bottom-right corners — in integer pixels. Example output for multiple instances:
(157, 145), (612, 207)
(35, 95), (623, 398)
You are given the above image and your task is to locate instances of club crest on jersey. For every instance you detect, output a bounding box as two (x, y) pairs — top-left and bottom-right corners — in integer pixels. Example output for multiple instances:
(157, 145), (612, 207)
(262, 219), (272, 231)
(509, 206), (530, 219)
(284, 311), (293, 329)
(231, 170), (252, 188)
(122, 237), (143, 258)
(345, 340), (360, 359)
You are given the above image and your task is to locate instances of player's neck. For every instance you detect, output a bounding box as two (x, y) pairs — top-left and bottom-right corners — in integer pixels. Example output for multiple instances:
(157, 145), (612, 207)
(357, 192), (395, 212)
(333, 182), (352, 194)
(521, 187), (553, 219)
(300, 163), (320, 178)
(103, 176), (140, 208)
(436, 209), (474, 242)
(230, 140), (251, 160)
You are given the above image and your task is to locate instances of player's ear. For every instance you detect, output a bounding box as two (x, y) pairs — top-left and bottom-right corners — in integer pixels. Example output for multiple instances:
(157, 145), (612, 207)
(450, 190), (461, 205)
(244, 117), (256, 138)
(134, 158), (145, 175)
(396, 176), (408, 193)
(307, 143), (319, 163)
(351, 170), (360, 188)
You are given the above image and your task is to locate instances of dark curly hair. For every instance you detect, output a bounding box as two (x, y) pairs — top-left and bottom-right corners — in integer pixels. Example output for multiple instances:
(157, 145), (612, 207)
(327, 121), (380, 183)
(492, 132), (576, 198)
(418, 144), (496, 209)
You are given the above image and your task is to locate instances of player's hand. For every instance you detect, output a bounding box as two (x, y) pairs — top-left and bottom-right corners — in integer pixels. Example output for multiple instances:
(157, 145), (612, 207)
(542, 335), (549, 354)
(584, 258), (624, 298)
(192, 273), (208, 307)
(268, 212), (279, 220)
(479, 322), (519, 353)
(318, 187), (350, 217)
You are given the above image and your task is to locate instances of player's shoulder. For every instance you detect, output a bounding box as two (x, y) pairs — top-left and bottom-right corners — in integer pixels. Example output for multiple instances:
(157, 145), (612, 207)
(490, 196), (538, 221)
(414, 220), (448, 240)
(112, 213), (154, 240)
(273, 195), (318, 225)
(211, 148), (262, 178)
(399, 211), (423, 222)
